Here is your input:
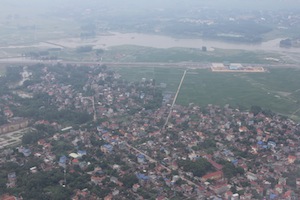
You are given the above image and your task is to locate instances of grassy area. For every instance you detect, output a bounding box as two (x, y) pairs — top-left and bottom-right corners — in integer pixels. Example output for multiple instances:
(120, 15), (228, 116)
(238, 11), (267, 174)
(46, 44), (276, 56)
(105, 45), (283, 64)
(114, 66), (300, 121)
(0, 13), (80, 46)
(0, 65), (6, 76)
(114, 67), (184, 92)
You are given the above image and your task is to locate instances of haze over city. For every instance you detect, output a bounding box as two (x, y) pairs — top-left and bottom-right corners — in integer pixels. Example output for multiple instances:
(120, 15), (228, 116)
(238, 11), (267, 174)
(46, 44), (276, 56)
(0, 1), (300, 200)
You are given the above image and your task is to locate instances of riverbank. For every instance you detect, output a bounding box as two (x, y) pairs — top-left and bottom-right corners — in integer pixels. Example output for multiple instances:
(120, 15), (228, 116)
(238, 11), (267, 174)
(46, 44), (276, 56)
(1, 32), (299, 53)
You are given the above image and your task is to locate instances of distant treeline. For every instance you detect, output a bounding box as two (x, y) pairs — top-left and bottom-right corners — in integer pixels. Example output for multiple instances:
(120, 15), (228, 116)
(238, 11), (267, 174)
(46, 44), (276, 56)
(162, 20), (272, 43)
(280, 38), (300, 48)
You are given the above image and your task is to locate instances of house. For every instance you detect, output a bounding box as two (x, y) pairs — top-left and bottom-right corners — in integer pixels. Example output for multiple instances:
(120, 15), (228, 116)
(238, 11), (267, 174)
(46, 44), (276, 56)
(287, 155), (296, 164)
(72, 159), (79, 165)
(181, 184), (193, 196)
(112, 189), (119, 196)
(201, 171), (223, 182)
(275, 184), (283, 194)
(224, 191), (233, 199)
(267, 141), (276, 148)
(59, 155), (67, 168)
(7, 172), (16, 188)
(72, 189), (89, 200)
(137, 154), (145, 164)
(101, 144), (113, 154)
(246, 172), (258, 181)
(156, 196), (168, 200)
(30, 166), (38, 173)
(132, 183), (140, 192)
(69, 153), (79, 159)
(296, 178), (300, 189)
(211, 184), (229, 195)
(205, 156), (223, 170)
(282, 190), (293, 200)
(91, 176), (104, 185)
(109, 176), (123, 186)
(77, 150), (87, 157)
(104, 193), (113, 200)
(232, 193), (239, 200)
(18, 147), (31, 157)
(0, 118), (29, 135)
(79, 161), (88, 169)
(0, 194), (19, 200)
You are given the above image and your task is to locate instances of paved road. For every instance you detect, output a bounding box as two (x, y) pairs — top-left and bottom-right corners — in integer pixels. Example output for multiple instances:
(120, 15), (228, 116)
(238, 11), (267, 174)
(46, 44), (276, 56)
(163, 70), (187, 131)
(0, 58), (299, 69)
(0, 58), (209, 68)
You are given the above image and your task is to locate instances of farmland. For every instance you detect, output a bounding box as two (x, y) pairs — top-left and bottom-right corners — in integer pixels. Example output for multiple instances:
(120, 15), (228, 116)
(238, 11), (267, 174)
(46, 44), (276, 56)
(114, 67), (300, 121)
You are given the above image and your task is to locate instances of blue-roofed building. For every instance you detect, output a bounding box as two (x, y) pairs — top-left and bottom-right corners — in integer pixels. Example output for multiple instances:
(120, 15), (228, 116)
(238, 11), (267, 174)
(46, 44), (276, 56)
(136, 173), (149, 181)
(97, 126), (108, 133)
(97, 126), (102, 132)
(229, 63), (242, 70)
(257, 141), (264, 146)
(8, 172), (16, 181)
(22, 148), (31, 157)
(77, 150), (87, 157)
(268, 141), (276, 148)
(101, 144), (113, 154)
(137, 154), (145, 163)
(232, 159), (238, 166)
(270, 193), (277, 200)
(59, 155), (67, 168)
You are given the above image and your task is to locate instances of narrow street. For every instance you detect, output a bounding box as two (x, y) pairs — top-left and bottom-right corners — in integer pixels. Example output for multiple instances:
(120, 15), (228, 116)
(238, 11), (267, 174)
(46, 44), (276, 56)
(162, 70), (187, 131)
(125, 143), (199, 187)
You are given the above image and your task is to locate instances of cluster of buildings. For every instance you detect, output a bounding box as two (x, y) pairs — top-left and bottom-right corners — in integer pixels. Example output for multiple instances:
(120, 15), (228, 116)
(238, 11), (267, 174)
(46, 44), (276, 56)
(211, 63), (265, 73)
(178, 8), (300, 29)
(0, 64), (299, 199)
(0, 117), (29, 135)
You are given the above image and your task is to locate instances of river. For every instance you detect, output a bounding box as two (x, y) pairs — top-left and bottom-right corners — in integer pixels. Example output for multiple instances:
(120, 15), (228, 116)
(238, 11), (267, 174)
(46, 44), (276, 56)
(1, 32), (300, 53)
(48, 32), (300, 53)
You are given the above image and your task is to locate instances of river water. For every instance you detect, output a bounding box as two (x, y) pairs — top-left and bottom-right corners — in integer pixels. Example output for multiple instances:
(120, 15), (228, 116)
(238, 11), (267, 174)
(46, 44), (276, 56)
(48, 32), (300, 53)
(1, 32), (300, 53)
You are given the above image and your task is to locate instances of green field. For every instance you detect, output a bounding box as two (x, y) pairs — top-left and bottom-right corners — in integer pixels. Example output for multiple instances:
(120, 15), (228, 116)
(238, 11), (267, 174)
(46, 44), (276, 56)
(114, 67), (300, 121)
(1, 44), (285, 67)
(0, 65), (6, 76)
(105, 45), (284, 64)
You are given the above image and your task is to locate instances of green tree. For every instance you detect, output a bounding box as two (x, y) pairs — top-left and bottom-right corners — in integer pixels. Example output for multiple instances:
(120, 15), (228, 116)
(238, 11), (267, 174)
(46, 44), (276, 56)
(121, 174), (139, 188)
(178, 158), (213, 177)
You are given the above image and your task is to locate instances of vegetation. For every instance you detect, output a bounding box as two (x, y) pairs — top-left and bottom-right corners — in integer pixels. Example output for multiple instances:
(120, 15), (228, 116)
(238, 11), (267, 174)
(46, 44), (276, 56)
(76, 45), (93, 53)
(218, 160), (245, 179)
(163, 20), (272, 43)
(116, 67), (300, 121)
(22, 124), (56, 145)
(121, 174), (139, 188)
(104, 45), (281, 64)
(177, 158), (213, 177)
(11, 94), (92, 125)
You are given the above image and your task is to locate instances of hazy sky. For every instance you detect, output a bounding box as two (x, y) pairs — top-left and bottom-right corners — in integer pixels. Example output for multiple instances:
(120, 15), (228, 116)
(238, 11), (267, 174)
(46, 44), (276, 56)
(2, 0), (300, 12)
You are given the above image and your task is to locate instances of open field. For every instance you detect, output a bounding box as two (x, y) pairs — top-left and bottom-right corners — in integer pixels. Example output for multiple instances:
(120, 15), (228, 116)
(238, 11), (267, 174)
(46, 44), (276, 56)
(0, 44), (287, 65)
(114, 67), (300, 121)
(104, 45), (286, 64)
(0, 128), (30, 149)
(0, 65), (6, 76)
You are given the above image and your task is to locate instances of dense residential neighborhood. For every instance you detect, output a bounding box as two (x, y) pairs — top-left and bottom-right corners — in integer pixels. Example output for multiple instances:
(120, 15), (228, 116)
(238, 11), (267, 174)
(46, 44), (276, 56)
(0, 64), (299, 200)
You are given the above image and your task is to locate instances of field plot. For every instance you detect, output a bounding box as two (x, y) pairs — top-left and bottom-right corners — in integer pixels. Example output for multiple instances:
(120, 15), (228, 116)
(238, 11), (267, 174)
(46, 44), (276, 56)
(0, 128), (29, 149)
(114, 67), (184, 92)
(115, 67), (300, 121)
(0, 65), (6, 76)
(106, 45), (283, 64)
